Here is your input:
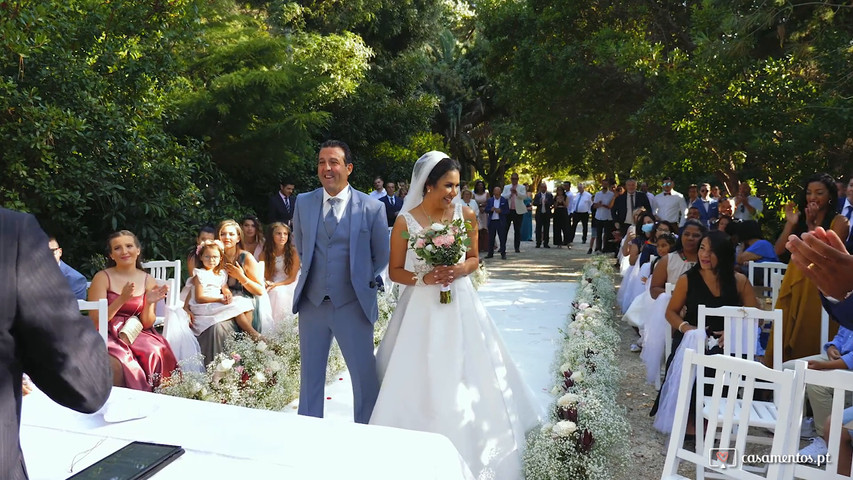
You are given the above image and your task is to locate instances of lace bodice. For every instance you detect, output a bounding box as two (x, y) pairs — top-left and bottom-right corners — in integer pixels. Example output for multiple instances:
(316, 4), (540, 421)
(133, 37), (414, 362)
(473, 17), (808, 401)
(400, 203), (466, 273)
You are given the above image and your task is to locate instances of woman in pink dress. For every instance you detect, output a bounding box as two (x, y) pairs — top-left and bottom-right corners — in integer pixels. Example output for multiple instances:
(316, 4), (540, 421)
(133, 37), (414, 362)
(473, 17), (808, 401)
(88, 230), (178, 390)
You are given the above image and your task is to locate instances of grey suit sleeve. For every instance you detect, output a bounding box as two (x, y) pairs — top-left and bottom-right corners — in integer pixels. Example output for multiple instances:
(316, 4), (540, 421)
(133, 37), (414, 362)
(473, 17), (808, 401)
(292, 194), (304, 259)
(370, 203), (390, 277)
(13, 214), (111, 413)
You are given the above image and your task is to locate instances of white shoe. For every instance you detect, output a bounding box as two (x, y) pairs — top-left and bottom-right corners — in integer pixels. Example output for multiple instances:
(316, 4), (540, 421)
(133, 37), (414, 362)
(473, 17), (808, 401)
(800, 417), (816, 439)
(798, 437), (828, 463)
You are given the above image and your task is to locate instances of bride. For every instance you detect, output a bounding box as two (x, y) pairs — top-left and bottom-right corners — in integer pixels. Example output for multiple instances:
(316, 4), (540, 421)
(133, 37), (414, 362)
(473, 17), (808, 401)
(370, 152), (539, 479)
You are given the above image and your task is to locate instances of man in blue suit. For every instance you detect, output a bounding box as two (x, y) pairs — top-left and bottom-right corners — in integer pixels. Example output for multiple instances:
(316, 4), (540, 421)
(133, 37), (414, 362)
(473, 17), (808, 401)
(485, 186), (510, 259)
(291, 140), (390, 424)
(48, 237), (87, 300)
(378, 181), (403, 228)
(690, 182), (719, 228)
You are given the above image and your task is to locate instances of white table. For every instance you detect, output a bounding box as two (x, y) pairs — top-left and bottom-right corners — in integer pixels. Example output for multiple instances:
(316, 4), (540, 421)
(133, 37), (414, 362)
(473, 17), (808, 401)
(21, 387), (469, 479)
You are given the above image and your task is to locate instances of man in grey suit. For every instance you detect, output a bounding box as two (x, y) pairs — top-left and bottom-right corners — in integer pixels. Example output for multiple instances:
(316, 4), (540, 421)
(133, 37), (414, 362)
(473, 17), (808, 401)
(291, 140), (390, 423)
(1, 208), (112, 479)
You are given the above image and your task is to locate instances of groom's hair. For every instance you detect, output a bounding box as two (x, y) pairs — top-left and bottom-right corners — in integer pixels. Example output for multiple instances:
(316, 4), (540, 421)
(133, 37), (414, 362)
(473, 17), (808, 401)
(319, 139), (353, 165)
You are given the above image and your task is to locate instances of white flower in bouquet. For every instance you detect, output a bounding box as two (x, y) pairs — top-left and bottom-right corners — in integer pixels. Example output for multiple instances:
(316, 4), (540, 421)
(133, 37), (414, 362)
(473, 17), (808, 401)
(570, 370), (584, 382)
(578, 302), (590, 310)
(557, 393), (580, 407)
(190, 381), (203, 395)
(252, 372), (267, 384)
(551, 385), (562, 395)
(267, 360), (282, 372)
(430, 222), (446, 231)
(218, 358), (235, 372)
(552, 420), (577, 437)
(425, 244), (435, 252)
(560, 362), (572, 373)
(256, 341), (268, 352)
(541, 422), (553, 433)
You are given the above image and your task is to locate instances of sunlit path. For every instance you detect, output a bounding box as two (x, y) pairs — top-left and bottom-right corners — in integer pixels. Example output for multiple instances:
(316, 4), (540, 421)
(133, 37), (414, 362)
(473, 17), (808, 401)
(284, 279), (575, 421)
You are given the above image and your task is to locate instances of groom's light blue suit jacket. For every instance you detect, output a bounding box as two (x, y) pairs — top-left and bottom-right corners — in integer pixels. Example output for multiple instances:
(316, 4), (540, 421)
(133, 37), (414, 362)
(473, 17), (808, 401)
(291, 186), (390, 322)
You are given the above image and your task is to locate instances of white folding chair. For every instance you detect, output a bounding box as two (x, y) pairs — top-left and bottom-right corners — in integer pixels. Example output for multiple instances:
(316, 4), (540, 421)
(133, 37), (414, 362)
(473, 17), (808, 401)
(141, 260), (181, 327)
(747, 261), (788, 296)
(78, 298), (108, 343)
(791, 367), (853, 480)
(696, 306), (785, 449)
(662, 349), (803, 480)
(769, 272), (784, 310)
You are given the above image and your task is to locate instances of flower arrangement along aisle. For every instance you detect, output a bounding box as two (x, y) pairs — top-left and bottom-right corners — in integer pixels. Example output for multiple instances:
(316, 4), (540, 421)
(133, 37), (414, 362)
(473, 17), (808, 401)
(403, 218), (471, 303)
(158, 288), (400, 410)
(523, 256), (631, 480)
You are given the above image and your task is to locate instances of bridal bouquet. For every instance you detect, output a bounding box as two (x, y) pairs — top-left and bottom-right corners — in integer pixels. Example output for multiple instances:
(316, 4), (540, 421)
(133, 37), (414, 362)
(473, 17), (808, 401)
(403, 218), (472, 303)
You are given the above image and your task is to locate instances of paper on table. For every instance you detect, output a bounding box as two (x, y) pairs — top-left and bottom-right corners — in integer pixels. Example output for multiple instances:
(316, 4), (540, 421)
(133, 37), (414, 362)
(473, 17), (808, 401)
(101, 395), (157, 423)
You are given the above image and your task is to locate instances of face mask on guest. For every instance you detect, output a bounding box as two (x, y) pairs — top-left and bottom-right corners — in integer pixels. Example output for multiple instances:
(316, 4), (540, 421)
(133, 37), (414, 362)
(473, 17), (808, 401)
(641, 223), (655, 234)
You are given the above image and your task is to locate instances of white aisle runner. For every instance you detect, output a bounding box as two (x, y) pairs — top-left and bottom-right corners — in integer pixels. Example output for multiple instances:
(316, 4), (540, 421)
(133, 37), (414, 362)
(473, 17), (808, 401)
(285, 279), (575, 420)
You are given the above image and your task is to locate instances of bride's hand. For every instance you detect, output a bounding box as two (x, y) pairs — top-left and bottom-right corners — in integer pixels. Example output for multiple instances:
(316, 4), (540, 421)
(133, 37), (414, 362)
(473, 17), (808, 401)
(431, 265), (459, 286)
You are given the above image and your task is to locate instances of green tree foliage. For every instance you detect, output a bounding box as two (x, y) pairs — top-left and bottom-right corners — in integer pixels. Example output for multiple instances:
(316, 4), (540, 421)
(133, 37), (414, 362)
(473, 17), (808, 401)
(0, 0), (243, 271)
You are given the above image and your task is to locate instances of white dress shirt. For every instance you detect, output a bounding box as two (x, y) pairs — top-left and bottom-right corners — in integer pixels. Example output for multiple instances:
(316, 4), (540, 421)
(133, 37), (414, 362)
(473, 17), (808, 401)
(733, 195), (764, 221)
(654, 190), (686, 224)
(593, 191), (614, 221)
(565, 191), (577, 214)
(323, 185), (352, 221)
(369, 189), (387, 200)
(572, 191), (593, 213)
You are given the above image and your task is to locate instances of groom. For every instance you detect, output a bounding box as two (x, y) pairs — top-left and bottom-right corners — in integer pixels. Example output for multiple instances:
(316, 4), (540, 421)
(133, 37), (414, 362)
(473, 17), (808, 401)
(292, 139), (390, 423)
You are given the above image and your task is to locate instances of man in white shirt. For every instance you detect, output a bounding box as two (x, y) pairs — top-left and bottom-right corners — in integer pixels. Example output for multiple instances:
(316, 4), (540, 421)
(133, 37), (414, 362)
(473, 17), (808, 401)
(569, 183), (593, 246)
(653, 176), (686, 225)
(639, 181), (655, 205)
(369, 176), (387, 200)
(733, 182), (764, 221)
(501, 173), (527, 253)
(592, 178), (615, 253)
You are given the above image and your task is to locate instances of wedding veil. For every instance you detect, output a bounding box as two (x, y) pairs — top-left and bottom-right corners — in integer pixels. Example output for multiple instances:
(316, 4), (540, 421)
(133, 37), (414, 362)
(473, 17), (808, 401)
(399, 151), (451, 215)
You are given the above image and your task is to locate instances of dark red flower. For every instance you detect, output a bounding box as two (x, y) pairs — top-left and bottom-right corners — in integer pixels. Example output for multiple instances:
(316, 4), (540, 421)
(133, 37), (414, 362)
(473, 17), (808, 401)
(580, 429), (595, 453)
(241, 371), (250, 384)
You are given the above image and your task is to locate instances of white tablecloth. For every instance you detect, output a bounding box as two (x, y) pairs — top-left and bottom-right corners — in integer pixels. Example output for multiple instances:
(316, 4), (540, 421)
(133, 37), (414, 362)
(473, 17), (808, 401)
(21, 387), (469, 479)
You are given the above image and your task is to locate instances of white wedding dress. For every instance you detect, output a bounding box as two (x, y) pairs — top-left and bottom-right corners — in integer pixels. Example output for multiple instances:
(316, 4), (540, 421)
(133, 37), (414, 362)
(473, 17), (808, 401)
(370, 203), (539, 480)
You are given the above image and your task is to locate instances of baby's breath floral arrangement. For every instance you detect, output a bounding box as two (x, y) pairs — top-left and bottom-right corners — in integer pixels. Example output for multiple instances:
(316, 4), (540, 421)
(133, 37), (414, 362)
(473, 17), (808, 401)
(470, 259), (489, 290)
(158, 288), (398, 410)
(524, 256), (630, 479)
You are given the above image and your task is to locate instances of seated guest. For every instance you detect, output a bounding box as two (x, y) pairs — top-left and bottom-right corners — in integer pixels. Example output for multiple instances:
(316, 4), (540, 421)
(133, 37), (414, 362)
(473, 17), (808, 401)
(711, 214), (734, 233)
(638, 221), (674, 267)
(791, 324), (853, 460)
(49, 237), (87, 300)
(240, 215), (264, 259)
(88, 230), (178, 390)
(196, 220), (270, 364)
(651, 230), (758, 434)
(260, 222), (301, 328)
(650, 219), (707, 299)
(768, 173), (849, 364)
(185, 225), (216, 274)
(736, 220), (779, 272)
(188, 240), (257, 339)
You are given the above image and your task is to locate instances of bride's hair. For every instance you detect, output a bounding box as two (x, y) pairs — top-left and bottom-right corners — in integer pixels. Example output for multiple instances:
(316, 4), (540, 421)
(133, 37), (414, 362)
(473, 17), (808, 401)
(423, 157), (461, 194)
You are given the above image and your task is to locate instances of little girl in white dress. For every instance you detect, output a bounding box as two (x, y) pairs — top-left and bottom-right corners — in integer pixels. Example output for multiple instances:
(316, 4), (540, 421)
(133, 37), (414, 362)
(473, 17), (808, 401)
(188, 241), (256, 339)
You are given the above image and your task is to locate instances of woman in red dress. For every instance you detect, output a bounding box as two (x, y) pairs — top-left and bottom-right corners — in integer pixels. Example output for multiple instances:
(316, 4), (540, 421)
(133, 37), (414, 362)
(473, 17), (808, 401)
(88, 230), (178, 390)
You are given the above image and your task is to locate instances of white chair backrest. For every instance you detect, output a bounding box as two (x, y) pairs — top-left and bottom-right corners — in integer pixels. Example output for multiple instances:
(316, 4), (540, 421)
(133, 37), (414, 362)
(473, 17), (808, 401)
(820, 307), (831, 355)
(770, 271), (784, 310)
(662, 349), (802, 480)
(78, 298), (108, 343)
(141, 260), (181, 308)
(791, 366), (853, 480)
(663, 282), (676, 366)
(746, 260), (787, 290)
(697, 305), (783, 370)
